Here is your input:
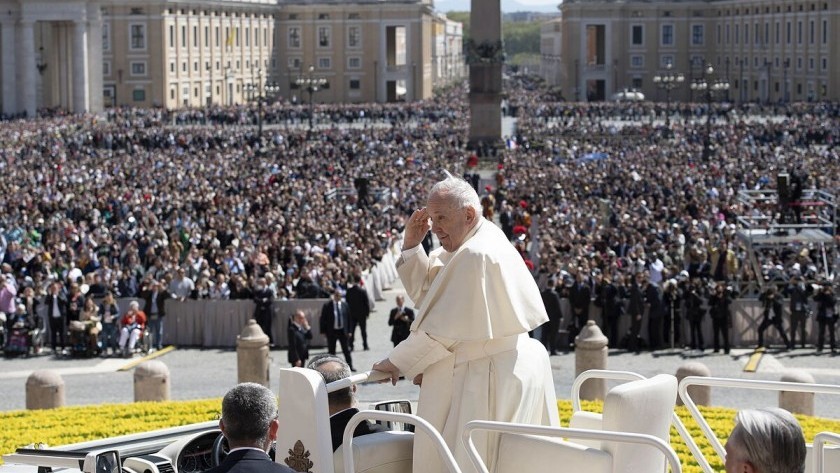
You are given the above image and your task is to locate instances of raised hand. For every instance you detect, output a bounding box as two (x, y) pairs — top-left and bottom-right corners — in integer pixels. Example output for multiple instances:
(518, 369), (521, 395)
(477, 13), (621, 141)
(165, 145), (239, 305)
(403, 208), (430, 251)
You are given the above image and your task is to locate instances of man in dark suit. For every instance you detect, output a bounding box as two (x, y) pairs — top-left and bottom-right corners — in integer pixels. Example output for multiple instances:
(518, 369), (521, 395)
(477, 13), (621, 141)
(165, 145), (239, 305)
(140, 279), (171, 351)
(388, 295), (414, 347)
(253, 277), (275, 346)
(45, 281), (68, 354)
(319, 290), (354, 370)
(287, 310), (312, 367)
(307, 355), (387, 452)
(540, 279), (562, 355)
(345, 275), (372, 351)
(205, 383), (298, 473)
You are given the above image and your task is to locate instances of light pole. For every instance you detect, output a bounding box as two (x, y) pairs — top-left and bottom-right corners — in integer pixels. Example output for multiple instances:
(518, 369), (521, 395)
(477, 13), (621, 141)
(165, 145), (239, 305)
(294, 65), (328, 132)
(690, 63), (730, 161)
(652, 61), (685, 130)
(244, 68), (281, 137)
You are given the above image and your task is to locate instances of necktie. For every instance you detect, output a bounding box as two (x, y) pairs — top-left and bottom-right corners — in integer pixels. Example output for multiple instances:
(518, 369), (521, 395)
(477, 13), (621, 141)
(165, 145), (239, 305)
(334, 303), (342, 330)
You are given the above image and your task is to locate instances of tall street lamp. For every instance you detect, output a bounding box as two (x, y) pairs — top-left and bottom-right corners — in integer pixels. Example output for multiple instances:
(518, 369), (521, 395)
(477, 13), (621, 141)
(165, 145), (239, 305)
(690, 63), (730, 161)
(244, 68), (281, 137)
(652, 61), (685, 130)
(294, 65), (328, 132)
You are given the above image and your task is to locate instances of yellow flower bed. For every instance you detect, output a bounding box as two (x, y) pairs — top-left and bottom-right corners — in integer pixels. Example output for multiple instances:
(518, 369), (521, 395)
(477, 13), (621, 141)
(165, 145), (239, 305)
(0, 399), (221, 465)
(2, 399), (839, 472)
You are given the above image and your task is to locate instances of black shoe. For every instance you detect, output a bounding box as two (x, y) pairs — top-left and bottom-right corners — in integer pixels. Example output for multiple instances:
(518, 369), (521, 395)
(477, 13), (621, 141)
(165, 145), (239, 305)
(349, 366), (357, 372)
(550, 351), (558, 356)
(364, 346), (370, 351)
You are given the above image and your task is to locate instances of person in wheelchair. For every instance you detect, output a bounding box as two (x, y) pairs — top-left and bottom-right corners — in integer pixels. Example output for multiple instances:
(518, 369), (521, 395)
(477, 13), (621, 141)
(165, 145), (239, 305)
(5, 303), (38, 355)
(118, 300), (147, 358)
(69, 298), (102, 356)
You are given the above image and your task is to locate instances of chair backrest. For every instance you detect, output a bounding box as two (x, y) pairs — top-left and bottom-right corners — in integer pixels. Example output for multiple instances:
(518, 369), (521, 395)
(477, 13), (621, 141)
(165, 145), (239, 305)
(277, 368), (335, 473)
(601, 374), (678, 473)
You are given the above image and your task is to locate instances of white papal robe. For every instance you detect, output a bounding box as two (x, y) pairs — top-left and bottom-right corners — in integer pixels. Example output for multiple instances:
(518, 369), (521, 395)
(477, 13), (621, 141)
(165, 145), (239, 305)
(390, 219), (559, 473)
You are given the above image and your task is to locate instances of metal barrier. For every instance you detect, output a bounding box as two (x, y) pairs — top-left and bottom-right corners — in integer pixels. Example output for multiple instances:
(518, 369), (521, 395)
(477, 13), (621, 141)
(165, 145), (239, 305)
(814, 432), (840, 473)
(678, 376), (840, 473)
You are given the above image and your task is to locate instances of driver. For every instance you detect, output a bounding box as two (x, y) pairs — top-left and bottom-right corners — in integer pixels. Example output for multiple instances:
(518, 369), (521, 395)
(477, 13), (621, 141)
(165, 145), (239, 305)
(306, 354), (387, 452)
(206, 383), (299, 473)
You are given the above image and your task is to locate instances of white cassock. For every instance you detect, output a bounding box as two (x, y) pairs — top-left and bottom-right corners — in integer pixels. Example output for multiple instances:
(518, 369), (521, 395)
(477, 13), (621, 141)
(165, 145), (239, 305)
(390, 218), (559, 473)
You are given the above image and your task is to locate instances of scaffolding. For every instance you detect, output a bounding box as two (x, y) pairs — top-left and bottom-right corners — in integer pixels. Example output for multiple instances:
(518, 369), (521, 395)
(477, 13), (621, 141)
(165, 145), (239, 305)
(734, 188), (837, 296)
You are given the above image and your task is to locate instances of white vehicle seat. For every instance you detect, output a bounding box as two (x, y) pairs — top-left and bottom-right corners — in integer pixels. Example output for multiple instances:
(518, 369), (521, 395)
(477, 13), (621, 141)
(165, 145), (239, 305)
(277, 368), (415, 473)
(332, 431), (414, 473)
(558, 374), (678, 473)
(493, 433), (612, 473)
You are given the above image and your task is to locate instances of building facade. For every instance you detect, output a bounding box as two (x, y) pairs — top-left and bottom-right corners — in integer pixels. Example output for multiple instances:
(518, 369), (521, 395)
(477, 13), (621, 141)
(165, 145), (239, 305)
(0, 0), (464, 114)
(540, 18), (563, 89)
(557, 0), (839, 102)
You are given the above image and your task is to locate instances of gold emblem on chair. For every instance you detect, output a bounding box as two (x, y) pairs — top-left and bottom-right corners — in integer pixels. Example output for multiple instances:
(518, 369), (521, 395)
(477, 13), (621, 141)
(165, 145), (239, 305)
(284, 440), (314, 472)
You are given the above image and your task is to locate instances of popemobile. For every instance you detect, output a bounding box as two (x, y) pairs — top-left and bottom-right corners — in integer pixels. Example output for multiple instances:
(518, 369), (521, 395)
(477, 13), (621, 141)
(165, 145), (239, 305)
(3, 368), (840, 473)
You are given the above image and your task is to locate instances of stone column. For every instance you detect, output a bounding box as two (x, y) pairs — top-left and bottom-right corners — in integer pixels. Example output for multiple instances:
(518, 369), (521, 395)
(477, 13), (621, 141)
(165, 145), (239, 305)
(468, 0), (502, 150)
(1, 20), (17, 115)
(779, 370), (815, 415)
(675, 361), (712, 406)
(26, 370), (65, 410)
(86, 14), (104, 113)
(575, 320), (609, 401)
(72, 20), (90, 113)
(237, 319), (270, 387)
(18, 19), (36, 117)
(134, 361), (171, 402)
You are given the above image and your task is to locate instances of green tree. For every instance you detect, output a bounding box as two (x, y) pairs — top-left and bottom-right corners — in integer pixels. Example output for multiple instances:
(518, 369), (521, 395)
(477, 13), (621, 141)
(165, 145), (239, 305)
(444, 12), (540, 65)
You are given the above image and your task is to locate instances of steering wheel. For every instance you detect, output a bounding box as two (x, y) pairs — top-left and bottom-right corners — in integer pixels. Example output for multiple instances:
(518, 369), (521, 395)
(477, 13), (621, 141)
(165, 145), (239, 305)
(210, 433), (229, 468)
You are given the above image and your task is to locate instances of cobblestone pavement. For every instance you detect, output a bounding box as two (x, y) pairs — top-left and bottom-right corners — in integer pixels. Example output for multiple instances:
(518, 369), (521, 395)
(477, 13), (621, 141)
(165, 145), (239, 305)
(1, 280), (839, 419)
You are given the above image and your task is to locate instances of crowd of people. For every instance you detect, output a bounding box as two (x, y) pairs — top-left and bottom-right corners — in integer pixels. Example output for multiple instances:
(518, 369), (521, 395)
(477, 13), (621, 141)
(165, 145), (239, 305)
(0, 76), (838, 357)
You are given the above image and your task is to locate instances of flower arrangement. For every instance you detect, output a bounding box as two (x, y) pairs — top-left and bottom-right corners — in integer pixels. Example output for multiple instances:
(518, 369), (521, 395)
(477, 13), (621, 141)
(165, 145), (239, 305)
(1, 399), (839, 472)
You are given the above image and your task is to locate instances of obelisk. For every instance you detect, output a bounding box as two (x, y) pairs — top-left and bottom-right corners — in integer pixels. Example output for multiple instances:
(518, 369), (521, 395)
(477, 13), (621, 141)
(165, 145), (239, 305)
(468, 0), (503, 153)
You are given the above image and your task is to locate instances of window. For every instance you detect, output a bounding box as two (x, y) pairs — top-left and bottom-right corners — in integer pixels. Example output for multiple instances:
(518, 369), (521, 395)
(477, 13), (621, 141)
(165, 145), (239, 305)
(798, 21), (803, 44)
(103, 23), (111, 51)
(661, 24), (674, 45)
(130, 61), (146, 76)
(823, 57), (828, 70)
(194, 25), (198, 47)
(288, 27), (300, 48)
(349, 79), (360, 90)
(631, 25), (643, 45)
(169, 25), (174, 48)
(348, 26), (361, 48)
(245, 27), (250, 47)
(205, 26), (209, 47)
(348, 13), (361, 20)
(630, 55), (643, 68)
(823, 20), (828, 44)
(194, 61), (199, 71)
(734, 24), (739, 44)
(182, 62), (187, 72)
(744, 24), (748, 44)
(130, 24), (146, 50)
(215, 26), (220, 47)
(775, 22), (780, 44)
(691, 24), (704, 45)
(318, 57), (331, 69)
(288, 57), (301, 70)
(632, 78), (643, 89)
(348, 56), (361, 69)
(103, 61), (111, 76)
(181, 25), (186, 48)
(809, 57), (815, 70)
(170, 62), (175, 72)
(660, 55), (674, 68)
(318, 26), (331, 47)
(318, 13), (330, 20)
(786, 21), (791, 44)
(133, 89), (146, 102)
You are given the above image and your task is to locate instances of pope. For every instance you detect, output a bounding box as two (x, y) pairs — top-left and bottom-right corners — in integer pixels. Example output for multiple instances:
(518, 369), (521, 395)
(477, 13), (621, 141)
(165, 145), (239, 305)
(373, 174), (558, 473)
